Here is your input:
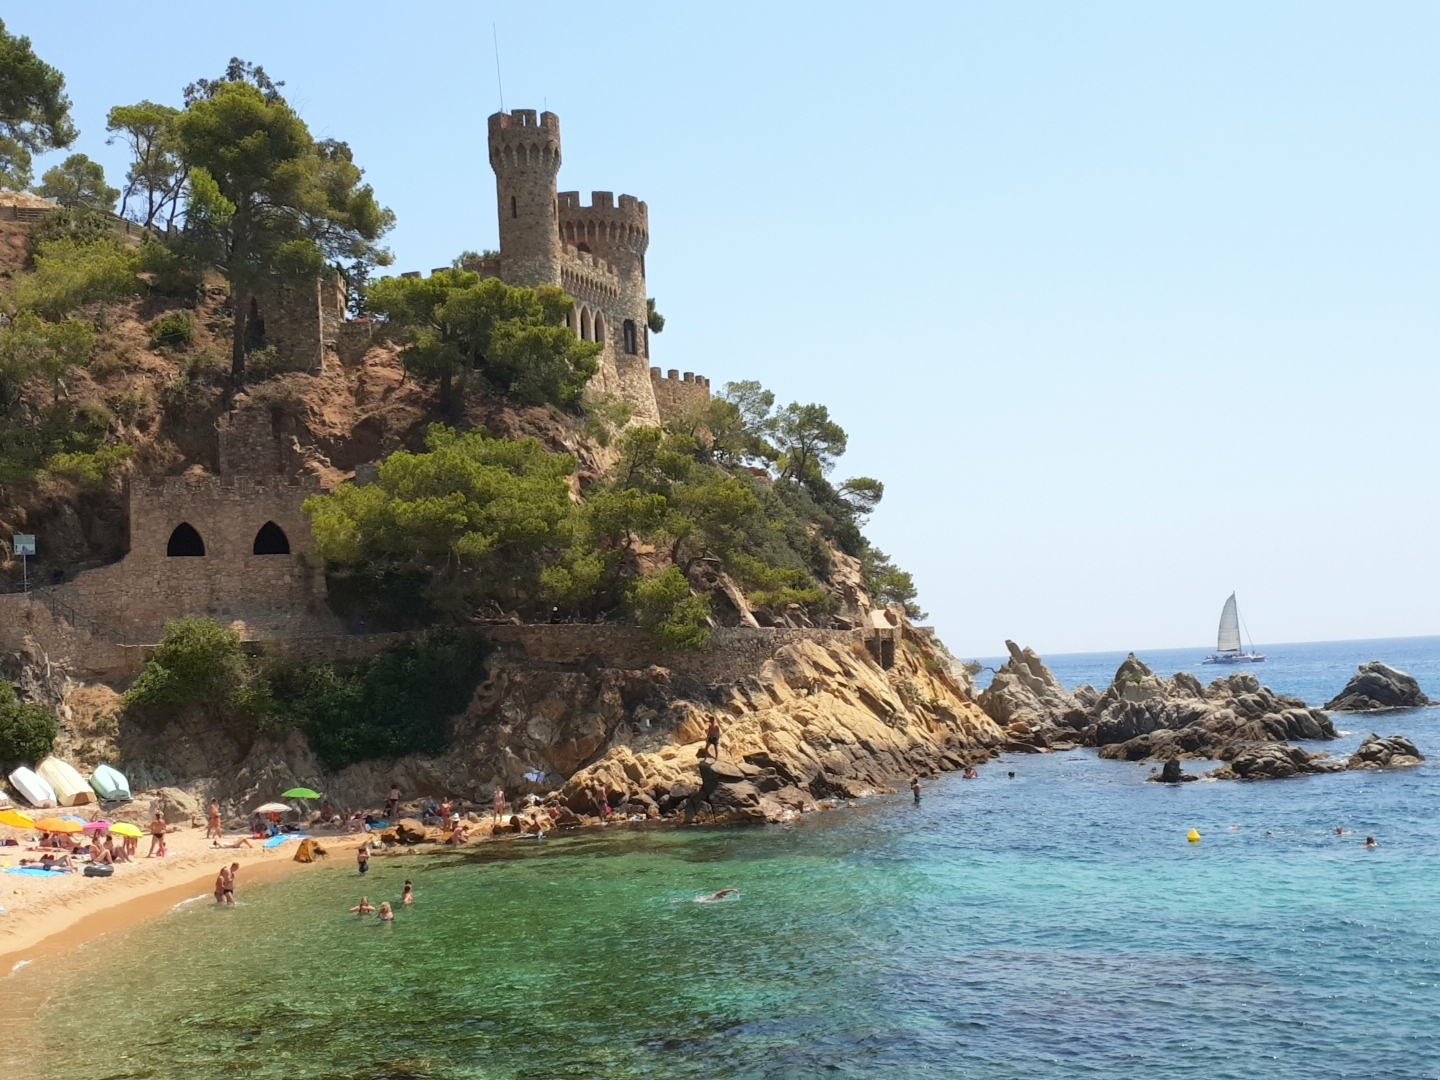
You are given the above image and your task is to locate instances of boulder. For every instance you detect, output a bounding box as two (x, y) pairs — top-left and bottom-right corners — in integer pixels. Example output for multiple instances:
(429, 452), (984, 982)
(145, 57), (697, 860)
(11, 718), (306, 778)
(1209, 742), (1343, 781)
(393, 818), (429, 844)
(1346, 733), (1425, 770)
(1324, 663), (1431, 712)
(1151, 757), (1198, 784)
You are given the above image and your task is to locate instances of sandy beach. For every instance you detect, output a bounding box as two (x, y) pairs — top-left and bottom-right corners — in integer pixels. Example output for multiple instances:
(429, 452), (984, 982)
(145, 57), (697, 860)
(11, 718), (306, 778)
(0, 823), (360, 974)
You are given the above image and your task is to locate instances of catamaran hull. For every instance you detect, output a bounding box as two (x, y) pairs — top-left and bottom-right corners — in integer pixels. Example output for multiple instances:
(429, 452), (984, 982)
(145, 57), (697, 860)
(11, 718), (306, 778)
(1203, 654), (1266, 664)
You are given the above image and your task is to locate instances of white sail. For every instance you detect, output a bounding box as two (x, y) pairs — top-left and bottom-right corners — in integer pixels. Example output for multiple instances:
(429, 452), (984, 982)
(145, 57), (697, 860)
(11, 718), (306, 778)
(1217, 593), (1241, 653)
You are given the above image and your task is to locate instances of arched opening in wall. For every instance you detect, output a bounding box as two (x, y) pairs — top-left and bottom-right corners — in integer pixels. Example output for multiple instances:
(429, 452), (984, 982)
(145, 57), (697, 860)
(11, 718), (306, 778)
(576, 242), (591, 254)
(580, 308), (592, 341)
(252, 521), (291, 555)
(511, 196), (517, 219)
(166, 523), (205, 557)
(594, 314), (605, 345)
(623, 319), (637, 355)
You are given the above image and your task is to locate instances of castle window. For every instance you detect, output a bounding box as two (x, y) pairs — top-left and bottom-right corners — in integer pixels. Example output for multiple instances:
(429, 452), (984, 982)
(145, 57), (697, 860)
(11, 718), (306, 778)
(252, 521), (291, 556)
(511, 196), (517, 219)
(580, 308), (592, 341)
(594, 314), (605, 344)
(623, 319), (637, 355)
(166, 523), (205, 557)
(576, 242), (591, 254)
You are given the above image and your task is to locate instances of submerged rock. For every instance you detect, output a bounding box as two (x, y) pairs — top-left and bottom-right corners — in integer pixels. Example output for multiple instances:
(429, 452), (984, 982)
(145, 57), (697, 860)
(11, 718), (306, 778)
(1346, 733), (1425, 770)
(1323, 663), (1431, 712)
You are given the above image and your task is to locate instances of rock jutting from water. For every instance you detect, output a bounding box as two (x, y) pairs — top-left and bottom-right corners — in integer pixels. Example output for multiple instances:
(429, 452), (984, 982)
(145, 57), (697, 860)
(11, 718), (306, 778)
(1323, 662), (1432, 712)
(975, 641), (1089, 752)
(1347, 733), (1425, 770)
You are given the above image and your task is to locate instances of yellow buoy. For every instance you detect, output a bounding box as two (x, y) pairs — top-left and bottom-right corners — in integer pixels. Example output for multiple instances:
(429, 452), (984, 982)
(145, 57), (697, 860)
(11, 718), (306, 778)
(1187, 829), (1202, 843)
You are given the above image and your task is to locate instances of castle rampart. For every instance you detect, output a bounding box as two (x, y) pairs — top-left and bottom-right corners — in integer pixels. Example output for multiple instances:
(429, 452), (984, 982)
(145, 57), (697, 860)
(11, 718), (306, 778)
(650, 368), (712, 423)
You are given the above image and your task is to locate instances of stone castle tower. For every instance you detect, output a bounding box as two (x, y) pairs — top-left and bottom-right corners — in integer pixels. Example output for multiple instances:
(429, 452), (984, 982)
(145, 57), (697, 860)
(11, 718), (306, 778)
(483, 109), (709, 426)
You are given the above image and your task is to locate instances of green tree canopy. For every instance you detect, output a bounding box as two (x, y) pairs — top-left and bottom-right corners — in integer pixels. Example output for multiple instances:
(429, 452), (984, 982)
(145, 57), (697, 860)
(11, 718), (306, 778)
(32, 153), (119, 211)
(0, 19), (76, 190)
(367, 270), (601, 411)
(106, 100), (186, 229)
(305, 425), (583, 617)
(0, 679), (56, 767)
(173, 63), (392, 380)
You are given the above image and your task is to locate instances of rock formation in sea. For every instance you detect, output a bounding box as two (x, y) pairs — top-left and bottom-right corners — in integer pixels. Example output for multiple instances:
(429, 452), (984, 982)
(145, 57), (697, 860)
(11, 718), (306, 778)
(1323, 662), (1432, 712)
(1346, 733), (1425, 770)
(974, 641), (1089, 751)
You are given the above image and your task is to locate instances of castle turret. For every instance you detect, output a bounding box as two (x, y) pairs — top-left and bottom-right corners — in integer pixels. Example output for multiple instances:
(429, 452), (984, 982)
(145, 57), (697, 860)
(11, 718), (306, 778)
(488, 109), (562, 288)
(558, 191), (650, 358)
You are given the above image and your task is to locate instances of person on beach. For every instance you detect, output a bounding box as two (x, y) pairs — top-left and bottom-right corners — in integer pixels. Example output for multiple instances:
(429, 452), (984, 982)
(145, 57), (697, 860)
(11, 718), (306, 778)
(911, 776), (922, 804)
(212, 838), (254, 849)
(492, 787), (507, 824)
(1365, 836), (1379, 849)
(705, 718), (722, 760)
(592, 782), (609, 820)
(440, 798), (453, 824)
(350, 897), (375, 915)
(214, 866), (230, 905)
(447, 823), (470, 845)
(207, 799), (223, 839)
(357, 843), (371, 875)
(402, 880), (414, 905)
(378, 901), (394, 922)
(224, 863), (239, 904)
(148, 814), (167, 857)
(386, 785), (401, 820)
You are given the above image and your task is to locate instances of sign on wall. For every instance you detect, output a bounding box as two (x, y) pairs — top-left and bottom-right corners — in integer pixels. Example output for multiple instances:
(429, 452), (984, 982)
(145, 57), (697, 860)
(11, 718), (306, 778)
(13, 534), (35, 556)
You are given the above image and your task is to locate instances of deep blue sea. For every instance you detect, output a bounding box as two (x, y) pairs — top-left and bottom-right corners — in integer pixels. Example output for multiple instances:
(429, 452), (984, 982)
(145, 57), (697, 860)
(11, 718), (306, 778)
(4, 637), (1439, 1079)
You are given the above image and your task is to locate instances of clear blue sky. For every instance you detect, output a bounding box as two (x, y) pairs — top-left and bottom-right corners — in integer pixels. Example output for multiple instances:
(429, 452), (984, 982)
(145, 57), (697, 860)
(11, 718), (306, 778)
(15, 2), (1440, 656)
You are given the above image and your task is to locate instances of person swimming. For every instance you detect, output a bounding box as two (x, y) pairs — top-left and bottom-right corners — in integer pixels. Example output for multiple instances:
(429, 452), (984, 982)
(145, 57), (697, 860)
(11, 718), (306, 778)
(1365, 836), (1379, 849)
(402, 880), (414, 905)
(350, 897), (375, 915)
(696, 889), (739, 903)
(378, 901), (394, 922)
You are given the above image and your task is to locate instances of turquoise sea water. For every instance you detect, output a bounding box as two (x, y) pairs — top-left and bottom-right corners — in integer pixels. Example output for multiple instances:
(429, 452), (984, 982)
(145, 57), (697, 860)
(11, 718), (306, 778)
(6, 639), (1440, 1079)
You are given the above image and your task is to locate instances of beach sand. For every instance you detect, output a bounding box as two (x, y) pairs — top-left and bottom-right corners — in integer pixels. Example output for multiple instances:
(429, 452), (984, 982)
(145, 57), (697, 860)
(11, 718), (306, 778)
(0, 824), (362, 974)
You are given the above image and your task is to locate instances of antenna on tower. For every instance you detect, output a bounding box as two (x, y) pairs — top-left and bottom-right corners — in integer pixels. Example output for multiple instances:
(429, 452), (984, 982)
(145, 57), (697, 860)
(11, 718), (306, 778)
(492, 22), (505, 113)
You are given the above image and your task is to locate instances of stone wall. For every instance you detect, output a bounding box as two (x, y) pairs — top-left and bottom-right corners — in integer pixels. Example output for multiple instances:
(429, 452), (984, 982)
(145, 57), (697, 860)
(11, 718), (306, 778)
(649, 368), (711, 425)
(479, 623), (864, 684)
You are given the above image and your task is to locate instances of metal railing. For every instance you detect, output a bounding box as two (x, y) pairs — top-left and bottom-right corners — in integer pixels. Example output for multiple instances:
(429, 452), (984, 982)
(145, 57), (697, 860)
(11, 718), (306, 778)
(2, 581), (131, 645)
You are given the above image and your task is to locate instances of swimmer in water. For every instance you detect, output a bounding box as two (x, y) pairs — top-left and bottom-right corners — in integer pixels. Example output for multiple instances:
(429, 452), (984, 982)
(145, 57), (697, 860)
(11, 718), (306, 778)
(962, 767), (979, 779)
(1365, 836), (1378, 849)
(378, 901), (394, 922)
(697, 889), (739, 903)
(1336, 827), (1347, 836)
(350, 897), (375, 915)
(910, 776), (921, 804)
(402, 880), (414, 905)
(1007, 771), (1015, 779)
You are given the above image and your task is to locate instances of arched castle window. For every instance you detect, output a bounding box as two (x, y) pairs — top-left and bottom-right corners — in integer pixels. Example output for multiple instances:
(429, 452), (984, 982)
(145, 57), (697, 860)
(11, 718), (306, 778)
(252, 522), (291, 556)
(580, 308), (592, 341)
(623, 319), (637, 355)
(576, 242), (591, 254)
(166, 523), (205, 557)
(594, 313), (605, 344)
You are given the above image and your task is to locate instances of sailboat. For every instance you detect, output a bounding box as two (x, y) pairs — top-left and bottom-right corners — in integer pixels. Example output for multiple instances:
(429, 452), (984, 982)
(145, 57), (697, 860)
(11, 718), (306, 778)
(1202, 592), (1265, 664)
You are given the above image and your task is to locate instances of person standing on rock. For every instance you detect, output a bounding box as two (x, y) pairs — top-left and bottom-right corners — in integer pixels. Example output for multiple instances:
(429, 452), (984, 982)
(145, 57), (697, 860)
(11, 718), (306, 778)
(910, 776), (922, 804)
(207, 799), (223, 839)
(385, 785), (401, 820)
(593, 782), (609, 820)
(492, 787), (507, 825)
(706, 718), (723, 760)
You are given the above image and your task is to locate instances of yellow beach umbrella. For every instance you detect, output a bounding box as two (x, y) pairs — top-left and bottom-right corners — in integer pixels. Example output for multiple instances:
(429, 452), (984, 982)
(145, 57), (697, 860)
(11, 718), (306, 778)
(109, 822), (144, 839)
(0, 809), (36, 829)
(36, 817), (84, 834)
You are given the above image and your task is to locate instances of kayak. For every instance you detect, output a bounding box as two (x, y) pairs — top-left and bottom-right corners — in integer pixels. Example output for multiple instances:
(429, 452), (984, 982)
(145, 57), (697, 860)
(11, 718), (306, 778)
(8, 766), (58, 809)
(89, 764), (132, 802)
(36, 758), (96, 807)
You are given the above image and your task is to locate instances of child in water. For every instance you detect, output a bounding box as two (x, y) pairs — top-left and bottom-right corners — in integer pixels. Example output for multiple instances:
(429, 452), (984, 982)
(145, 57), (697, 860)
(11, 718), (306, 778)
(350, 897), (375, 915)
(378, 901), (394, 922)
(402, 880), (414, 905)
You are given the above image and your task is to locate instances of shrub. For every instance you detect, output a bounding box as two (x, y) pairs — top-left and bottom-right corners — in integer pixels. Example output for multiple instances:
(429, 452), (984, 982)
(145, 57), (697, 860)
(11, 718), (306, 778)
(0, 681), (58, 767)
(267, 629), (491, 770)
(148, 310), (194, 349)
(30, 206), (115, 249)
(9, 238), (141, 320)
(138, 240), (205, 300)
(628, 566), (712, 649)
(42, 442), (134, 487)
(123, 617), (249, 716)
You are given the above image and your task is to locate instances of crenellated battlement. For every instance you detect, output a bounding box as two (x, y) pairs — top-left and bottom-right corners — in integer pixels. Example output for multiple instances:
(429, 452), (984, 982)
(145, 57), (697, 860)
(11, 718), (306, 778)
(650, 368), (711, 390)
(489, 109), (560, 133)
(558, 190), (648, 258)
(134, 473), (322, 499)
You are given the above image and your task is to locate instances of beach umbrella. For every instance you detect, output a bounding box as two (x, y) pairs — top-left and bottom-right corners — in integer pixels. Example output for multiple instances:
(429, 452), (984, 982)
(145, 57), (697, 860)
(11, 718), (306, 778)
(0, 809), (36, 829)
(109, 822), (143, 839)
(82, 820), (112, 833)
(253, 802), (292, 815)
(36, 817), (84, 834)
(281, 787), (321, 800)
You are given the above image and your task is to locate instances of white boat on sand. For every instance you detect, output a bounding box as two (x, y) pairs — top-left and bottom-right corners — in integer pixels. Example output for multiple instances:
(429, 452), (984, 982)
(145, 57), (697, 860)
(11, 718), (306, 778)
(1203, 592), (1265, 664)
(8, 766), (57, 809)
